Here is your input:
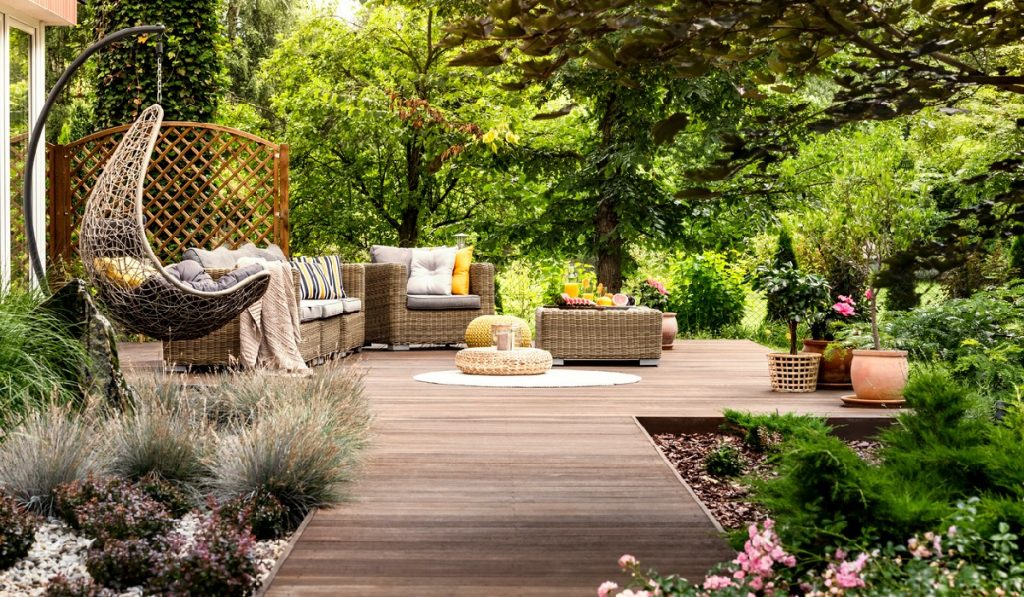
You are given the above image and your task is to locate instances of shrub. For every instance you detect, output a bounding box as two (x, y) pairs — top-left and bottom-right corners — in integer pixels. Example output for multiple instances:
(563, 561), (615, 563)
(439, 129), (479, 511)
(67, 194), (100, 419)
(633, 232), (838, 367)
(137, 473), (193, 518)
(0, 406), (102, 516)
(55, 476), (173, 546)
(0, 291), (90, 429)
(722, 410), (831, 452)
(44, 575), (112, 597)
(766, 227), (798, 321)
(150, 510), (260, 596)
(206, 368), (370, 528)
(703, 444), (743, 478)
(0, 489), (38, 570)
(84, 538), (158, 591)
(220, 490), (291, 540)
(667, 252), (745, 334)
(105, 390), (208, 489)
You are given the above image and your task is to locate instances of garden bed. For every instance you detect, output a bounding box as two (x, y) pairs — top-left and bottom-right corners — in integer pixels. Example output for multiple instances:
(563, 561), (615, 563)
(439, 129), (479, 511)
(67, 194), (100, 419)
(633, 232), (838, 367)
(653, 432), (880, 531)
(0, 508), (299, 595)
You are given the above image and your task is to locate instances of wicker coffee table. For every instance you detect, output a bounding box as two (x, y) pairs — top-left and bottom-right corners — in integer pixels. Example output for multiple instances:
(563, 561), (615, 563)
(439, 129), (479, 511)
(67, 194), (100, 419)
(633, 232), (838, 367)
(535, 307), (662, 366)
(455, 347), (553, 375)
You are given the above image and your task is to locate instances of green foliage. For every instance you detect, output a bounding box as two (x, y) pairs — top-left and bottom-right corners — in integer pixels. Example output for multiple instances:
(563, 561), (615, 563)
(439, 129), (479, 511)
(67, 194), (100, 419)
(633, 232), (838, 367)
(751, 263), (831, 354)
(0, 291), (90, 430)
(721, 410), (831, 453)
(703, 444), (743, 478)
(93, 0), (224, 128)
(752, 370), (1024, 557)
(1011, 236), (1024, 278)
(668, 252), (745, 335)
(766, 228), (798, 322)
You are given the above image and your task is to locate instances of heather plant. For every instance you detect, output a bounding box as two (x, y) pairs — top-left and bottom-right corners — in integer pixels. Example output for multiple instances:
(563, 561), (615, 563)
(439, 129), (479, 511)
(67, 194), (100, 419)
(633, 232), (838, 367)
(0, 488), (38, 570)
(0, 405), (103, 516)
(55, 476), (173, 546)
(150, 509), (260, 596)
(220, 489), (291, 540)
(84, 538), (159, 591)
(44, 575), (111, 597)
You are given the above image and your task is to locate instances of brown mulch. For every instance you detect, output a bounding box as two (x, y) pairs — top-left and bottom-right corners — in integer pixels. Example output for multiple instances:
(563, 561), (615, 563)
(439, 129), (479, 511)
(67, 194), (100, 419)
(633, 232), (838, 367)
(653, 433), (880, 531)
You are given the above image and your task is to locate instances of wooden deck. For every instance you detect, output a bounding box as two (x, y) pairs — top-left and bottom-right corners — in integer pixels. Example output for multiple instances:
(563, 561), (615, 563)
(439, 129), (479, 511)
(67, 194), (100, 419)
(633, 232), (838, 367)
(120, 340), (889, 596)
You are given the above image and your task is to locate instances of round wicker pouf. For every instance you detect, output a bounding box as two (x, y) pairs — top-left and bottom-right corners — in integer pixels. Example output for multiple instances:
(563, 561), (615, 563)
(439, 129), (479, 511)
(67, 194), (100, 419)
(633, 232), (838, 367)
(767, 352), (822, 392)
(465, 315), (533, 348)
(455, 347), (552, 376)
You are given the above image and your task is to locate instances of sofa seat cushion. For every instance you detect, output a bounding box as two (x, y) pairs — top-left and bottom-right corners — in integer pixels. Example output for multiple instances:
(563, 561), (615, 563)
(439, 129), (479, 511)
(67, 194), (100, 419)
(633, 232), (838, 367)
(341, 298), (362, 314)
(299, 299), (346, 322)
(407, 294), (481, 311)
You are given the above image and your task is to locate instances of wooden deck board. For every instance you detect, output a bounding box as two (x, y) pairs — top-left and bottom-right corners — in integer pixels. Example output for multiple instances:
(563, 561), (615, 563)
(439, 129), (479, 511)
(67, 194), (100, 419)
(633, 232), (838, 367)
(119, 340), (888, 596)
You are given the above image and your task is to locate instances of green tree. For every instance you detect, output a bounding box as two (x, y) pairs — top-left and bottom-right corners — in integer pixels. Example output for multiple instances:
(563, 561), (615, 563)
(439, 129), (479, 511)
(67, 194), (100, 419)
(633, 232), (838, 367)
(766, 228), (798, 322)
(265, 6), (535, 252)
(93, 0), (224, 127)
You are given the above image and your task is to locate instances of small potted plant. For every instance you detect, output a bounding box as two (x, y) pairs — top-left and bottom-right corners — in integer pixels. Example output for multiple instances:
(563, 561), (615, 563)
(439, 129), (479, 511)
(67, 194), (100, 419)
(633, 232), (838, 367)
(751, 263), (831, 392)
(636, 278), (676, 349)
(803, 294), (858, 389)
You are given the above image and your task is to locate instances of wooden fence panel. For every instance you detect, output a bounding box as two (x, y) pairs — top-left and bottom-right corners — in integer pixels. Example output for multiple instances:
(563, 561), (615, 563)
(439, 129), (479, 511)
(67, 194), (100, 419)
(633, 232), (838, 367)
(48, 122), (289, 271)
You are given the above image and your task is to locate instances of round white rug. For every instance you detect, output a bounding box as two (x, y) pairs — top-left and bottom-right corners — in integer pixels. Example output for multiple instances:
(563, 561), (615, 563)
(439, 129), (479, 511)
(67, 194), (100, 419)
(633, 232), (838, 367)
(413, 369), (641, 388)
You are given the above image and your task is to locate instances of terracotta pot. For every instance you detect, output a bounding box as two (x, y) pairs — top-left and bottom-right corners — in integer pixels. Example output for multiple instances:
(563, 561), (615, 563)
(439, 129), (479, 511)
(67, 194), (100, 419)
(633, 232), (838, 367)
(802, 339), (853, 389)
(661, 312), (678, 349)
(850, 350), (909, 401)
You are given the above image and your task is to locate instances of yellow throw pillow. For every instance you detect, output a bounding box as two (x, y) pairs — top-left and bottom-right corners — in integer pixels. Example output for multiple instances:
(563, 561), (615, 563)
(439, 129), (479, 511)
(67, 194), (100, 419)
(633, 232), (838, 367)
(451, 246), (473, 295)
(94, 256), (158, 289)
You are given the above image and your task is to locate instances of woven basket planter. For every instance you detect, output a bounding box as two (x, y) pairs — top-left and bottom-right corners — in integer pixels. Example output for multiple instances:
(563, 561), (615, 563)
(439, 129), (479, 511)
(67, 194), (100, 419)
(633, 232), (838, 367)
(767, 352), (822, 393)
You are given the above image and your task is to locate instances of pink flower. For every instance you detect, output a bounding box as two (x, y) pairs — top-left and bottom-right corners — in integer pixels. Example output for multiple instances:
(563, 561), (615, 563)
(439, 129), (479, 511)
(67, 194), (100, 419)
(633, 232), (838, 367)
(615, 591), (651, 597)
(837, 295), (856, 306)
(832, 301), (855, 317)
(864, 288), (874, 300)
(618, 554), (637, 569)
(947, 525), (958, 537)
(703, 575), (735, 590)
(597, 581), (619, 597)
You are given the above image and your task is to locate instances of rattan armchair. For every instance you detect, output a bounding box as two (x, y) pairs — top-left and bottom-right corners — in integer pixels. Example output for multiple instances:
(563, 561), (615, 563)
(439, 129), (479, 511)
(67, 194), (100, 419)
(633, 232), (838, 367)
(363, 262), (495, 348)
(163, 263), (366, 367)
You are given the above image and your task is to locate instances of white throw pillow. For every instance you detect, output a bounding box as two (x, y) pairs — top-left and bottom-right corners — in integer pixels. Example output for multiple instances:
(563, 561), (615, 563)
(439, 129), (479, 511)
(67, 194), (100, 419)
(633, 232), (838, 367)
(407, 247), (457, 295)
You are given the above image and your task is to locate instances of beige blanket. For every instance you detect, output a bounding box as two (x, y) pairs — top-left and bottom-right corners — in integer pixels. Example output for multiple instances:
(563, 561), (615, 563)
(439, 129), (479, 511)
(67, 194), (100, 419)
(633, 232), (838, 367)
(239, 261), (307, 371)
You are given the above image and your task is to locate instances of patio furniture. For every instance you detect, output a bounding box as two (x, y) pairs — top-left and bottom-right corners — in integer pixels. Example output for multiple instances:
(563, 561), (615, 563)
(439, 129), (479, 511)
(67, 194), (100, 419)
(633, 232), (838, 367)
(363, 262), (496, 348)
(465, 315), (532, 348)
(455, 347), (553, 375)
(164, 264), (365, 367)
(535, 307), (662, 365)
(79, 104), (271, 341)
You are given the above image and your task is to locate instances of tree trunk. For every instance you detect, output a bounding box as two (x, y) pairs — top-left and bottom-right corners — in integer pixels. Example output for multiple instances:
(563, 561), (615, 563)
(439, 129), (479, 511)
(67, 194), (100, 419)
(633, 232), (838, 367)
(398, 207), (420, 247)
(595, 198), (624, 292)
(788, 320), (799, 355)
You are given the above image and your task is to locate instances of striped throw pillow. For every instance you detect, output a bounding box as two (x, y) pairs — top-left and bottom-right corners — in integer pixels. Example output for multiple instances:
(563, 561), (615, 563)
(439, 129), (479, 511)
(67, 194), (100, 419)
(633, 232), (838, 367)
(292, 255), (346, 300)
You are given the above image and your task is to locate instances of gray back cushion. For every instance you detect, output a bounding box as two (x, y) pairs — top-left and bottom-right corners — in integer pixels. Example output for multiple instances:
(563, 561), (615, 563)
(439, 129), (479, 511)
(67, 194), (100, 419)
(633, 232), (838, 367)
(370, 245), (413, 275)
(406, 247), (457, 295)
(183, 243), (286, 269)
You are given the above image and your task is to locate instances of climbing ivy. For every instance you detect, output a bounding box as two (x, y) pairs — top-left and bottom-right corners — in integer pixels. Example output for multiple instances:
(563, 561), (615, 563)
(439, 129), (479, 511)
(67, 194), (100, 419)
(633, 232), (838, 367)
(93, 0), (224, 128)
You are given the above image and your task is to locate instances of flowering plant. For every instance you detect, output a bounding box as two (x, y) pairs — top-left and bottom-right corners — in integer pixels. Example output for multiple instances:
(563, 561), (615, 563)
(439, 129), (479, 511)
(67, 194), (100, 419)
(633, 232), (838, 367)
(808, 294), (858, 340)
(635, 278), (670, 311)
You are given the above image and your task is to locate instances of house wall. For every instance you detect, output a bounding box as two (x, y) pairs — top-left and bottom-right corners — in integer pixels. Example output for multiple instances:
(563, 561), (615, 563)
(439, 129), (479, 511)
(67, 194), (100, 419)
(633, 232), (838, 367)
(0, 0), (71, 289)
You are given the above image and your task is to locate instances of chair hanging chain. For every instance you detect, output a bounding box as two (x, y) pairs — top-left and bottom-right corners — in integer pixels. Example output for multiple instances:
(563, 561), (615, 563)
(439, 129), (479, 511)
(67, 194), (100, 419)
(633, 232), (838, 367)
(155, 36), (163, 103)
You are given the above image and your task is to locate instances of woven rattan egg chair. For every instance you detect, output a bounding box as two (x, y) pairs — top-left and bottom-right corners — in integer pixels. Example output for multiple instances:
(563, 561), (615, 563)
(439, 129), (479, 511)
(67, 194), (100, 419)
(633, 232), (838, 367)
(79, 104), (271, 341)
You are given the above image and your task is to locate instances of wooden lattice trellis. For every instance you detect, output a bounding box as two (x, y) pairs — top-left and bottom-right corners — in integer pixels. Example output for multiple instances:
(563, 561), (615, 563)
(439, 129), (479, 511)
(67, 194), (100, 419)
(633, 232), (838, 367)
(48, 122), (289, 270)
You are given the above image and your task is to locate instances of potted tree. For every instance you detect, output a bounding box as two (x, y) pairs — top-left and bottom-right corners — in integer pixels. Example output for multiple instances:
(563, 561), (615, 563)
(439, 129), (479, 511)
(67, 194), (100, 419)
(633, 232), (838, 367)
(802, 294), (858, 389)
(752, 263), (831, 392)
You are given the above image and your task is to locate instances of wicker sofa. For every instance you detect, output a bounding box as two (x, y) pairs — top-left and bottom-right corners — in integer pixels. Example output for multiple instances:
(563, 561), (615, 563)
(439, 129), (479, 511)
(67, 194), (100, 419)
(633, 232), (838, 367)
(163, 264), (365, 367)
(363, 262), (495, 348)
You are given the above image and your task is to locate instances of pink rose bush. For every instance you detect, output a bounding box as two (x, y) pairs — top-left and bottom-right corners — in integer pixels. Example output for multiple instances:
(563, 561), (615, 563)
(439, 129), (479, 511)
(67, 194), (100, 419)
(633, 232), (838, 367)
(636, 278), (671, 311)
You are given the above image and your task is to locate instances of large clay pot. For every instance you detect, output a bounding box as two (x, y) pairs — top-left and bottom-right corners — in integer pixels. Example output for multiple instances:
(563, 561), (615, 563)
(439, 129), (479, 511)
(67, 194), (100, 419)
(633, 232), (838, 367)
(802, 339), (853, 389)
(662, 312), (678, 350)
(850, 350), (909, 401)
